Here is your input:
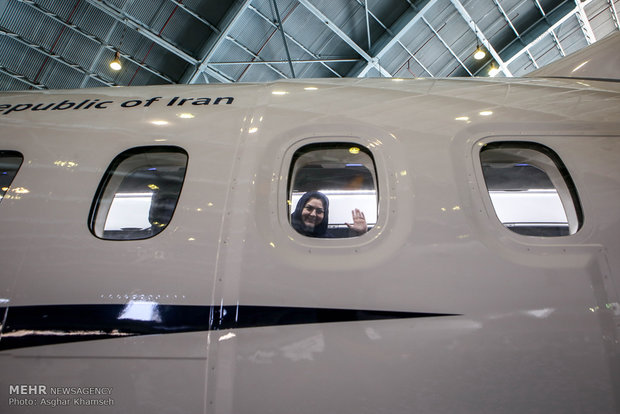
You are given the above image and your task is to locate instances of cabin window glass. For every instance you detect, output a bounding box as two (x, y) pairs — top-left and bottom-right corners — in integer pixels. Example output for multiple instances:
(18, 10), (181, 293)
(0, 151), (23, 203)
(289, 143), (377, 238)
(480, 142), (582, 237)
(90, 146), (188, 240)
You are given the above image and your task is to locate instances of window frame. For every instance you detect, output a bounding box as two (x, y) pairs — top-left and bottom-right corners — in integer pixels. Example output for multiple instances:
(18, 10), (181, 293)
(88, 145), (188, 241)
(0, 150), (24, 204)
(478, 141), (583, 237)
(277, 137), (388, 246)
(287, 142), (379, 239)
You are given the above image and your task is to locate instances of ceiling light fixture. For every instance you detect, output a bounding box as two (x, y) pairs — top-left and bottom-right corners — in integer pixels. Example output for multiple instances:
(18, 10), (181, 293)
(110, 51), (122, 71)
(474, 45), (486, 60)
(473, 24), (486, 60)
(488, 64), (500, 77)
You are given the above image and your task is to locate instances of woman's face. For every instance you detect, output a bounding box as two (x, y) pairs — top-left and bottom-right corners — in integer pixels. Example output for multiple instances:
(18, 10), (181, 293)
(301, 198), (325, 230)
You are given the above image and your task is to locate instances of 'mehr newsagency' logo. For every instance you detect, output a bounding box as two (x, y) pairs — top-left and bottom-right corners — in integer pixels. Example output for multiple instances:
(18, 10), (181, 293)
(8, 385), (114, 407)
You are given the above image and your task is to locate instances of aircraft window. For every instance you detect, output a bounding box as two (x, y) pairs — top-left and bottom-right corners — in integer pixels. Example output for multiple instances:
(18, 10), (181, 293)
(288, 143), (377, 238)
(89, 146), (188, 240)
(480, 142), (582, 237)
(0, 151), (23, 204)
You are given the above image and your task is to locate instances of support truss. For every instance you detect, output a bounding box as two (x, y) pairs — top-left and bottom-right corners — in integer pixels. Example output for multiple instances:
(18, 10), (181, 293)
(0, 65), (46, 89)
(188, 0), (253, 84)
(271, 0), (295, 78)
(0, 26), (115, 86)
(248, 5), (343, 77)
(450, 0), (513, 76)
(225, 35), (290, 79)
(352, 0), (434, 76)
(609, 0), (620, 30)
(421, 15), (472, 76)
(298, 0), (391, 77)
(208, 59), (359, 65)
(355, 0), (438, 77)
(83, 0), (198, 65)
(574, 0), (596, 44)
(19, 0), (174, 84)
(492, 0), (520, 38)
(500, 0), (595, 73)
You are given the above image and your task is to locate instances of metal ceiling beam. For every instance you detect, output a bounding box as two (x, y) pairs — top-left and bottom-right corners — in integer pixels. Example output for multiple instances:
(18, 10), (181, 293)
(609, 0), (619, 30)
(86, 0), (235, 84)
(348, 0), (434, 78)
(349, 0), (433, 76)
(487, 0), (573, 76)
(500, 0), (593, 73)
(393, 39), (434, 77)
(531, 1), (566, 56)
(247, 5), (343, 77)
(208, 59), (360, 65)
(83, 0), (197, 64)
(306, 0), (433, 77)
(532, 0), (546, 16)
(18, 0), (173, 84)
(186, 0), (253, 84)
(574, 0), (596, 44)
(168, 0), (219, 33)
(449, 0), (513, 76)
(490, 0), (540, 68)
(202, 66), (236, 83)
(364, 0), (371, 50)
(355, 0), (438, 77)
(271, 0), (295, 78)
(420, 15), (473, 76)
(225, 35), (290, 78)
(550, 30), (566, 56)
(526, 49), (540, 69)
(0, 26), (115, 87)
(529, 0), (566, 55)
(353, 0), (390, 33)
(297, 0), (391, 77)
(81, 18), (119, 88)
(0, 65), (46, 89)
(492, 0), (520, 38)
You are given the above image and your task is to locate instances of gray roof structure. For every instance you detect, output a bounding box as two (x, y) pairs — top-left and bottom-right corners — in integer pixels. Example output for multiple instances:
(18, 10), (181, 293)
(0, 0), (618, 91)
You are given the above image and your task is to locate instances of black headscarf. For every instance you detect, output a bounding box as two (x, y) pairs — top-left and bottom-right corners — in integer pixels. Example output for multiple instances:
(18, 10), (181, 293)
(291, 191), (329, 237)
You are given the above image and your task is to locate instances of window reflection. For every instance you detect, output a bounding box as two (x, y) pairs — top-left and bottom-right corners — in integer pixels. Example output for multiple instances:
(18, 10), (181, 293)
(118, 301), (162, 322)
(480, 142), (582, 237)
(90, 146), (188, 240)
(0, 151), (23, 203)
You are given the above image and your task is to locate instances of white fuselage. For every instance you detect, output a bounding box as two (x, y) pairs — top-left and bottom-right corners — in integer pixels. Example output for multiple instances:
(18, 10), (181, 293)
(0, 77), (619, 413)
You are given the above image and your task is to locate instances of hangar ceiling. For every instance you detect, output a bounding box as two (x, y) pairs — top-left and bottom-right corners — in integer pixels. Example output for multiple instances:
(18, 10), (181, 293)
(0, 0), (618, 91)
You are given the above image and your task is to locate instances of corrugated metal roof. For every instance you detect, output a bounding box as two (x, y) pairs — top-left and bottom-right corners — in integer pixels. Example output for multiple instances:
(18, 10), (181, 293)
(0, 0), (617, 91)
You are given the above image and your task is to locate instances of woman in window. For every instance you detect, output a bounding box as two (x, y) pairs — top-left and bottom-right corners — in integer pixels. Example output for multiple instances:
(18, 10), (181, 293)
(291, 191), (367, 238)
